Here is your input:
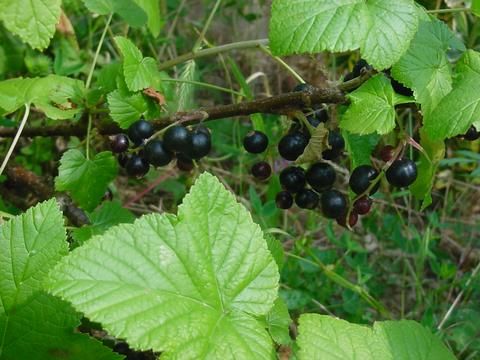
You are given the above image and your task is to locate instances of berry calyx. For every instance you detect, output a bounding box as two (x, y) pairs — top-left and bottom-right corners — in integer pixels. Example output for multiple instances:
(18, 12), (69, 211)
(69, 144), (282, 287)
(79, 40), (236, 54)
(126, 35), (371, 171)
(278, 131), (309, 161)
(295, 189), (319, 209)
(386, 158), (418, 187)
(321, 190), (347, 219)
(187, 129), (211, 159)
(251, 161), (272, 180)
(354, 197), (372, 215)
(349, 165), (380, 195)
(128, 120), (154, 145)
(379, 145), (395, 162)
(279, 166), (306, 193)
(276, 191), (293, 210)
(110, 134), (129, 153)
(125, 155), (149, 178)
(463, 125), (480, 141)
(306, 162), (336, 192)
(243, 130), (269, 153)
(144, 140), (172, 167)
(163, 125), (192, 153)
(322, 131), (345, 160)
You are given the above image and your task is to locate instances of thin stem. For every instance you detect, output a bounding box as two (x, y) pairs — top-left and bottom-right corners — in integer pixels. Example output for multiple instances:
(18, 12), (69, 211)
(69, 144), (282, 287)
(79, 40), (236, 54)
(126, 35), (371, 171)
(427, 7), (469, 14)
(86, 13), (113, 89)
(193, 0), (222, 51)
(158, 39), (269, 71)
(260, 45), (305, 83)
(0, 104), (31, 177)
(85, 113), (93, 160)
(161, 78), (243, 96)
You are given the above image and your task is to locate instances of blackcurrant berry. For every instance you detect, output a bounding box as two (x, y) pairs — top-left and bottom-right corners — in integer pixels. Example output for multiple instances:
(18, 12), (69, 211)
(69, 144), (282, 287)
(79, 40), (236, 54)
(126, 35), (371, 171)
(276, 191), (294, 210)
(243, 130), (268, 153)
(279, 166), (306, 193)
(321, 190), (347, 219)
(110, 134), (129, 153)
(163, 125), (192, 153)
(251, 161), (271, 180)
(117, 153), (131, 168)
(322, 131), (345, 160)
(278, 131), (309, 161)
(128, 120), (154, 145)
(352, 59), (372, 77)
(349, 165), (380, 195)
(353, 197), (372, 215)
(306, 162), (336, 191)
(144, 140), (172, 167)
(379, 145), (395, 162)
(463, 125), (480, 141)
(293, 83), (315, 92)
(386, 158), (418, 187)
(125, 155), (149, 177)
(307, 107), (329, 127)
(176, 153), (194, 172)
(187, 130), (211, 159)
(295, 189), (319, 209)
(336, 211), (359, 228)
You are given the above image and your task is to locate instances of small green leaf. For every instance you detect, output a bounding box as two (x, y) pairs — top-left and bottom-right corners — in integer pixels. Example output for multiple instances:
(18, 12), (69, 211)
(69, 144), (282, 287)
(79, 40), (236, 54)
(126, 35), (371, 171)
(424, 50), (480, 140)
(115, 36), (159, 92)
(55, 150), (118, 211)
(72, 201), (135, 245)
(0, 0), (61, 50)
(82, 0), (148, 28)
(265, 298), (292, 345)
(341, 74), (398, 135)
(343, 131), (380, 168)
(297, 314), (456, 360)
(107, 90), (148, 129)
(47, 172), (279, 359)
(296, 123), (329, 164)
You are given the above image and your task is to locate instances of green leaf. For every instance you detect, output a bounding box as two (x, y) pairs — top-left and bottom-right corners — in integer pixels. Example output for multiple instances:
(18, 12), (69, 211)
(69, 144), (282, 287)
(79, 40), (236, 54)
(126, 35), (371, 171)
(265, 234), (285, 270)
(411, 129), (445, 209)
(297, 314), (456, 360)
(265, 298), (292, 345)
(0, 200), (119, 360)
(269, 0), (419, 70)
(107, 90), (148, 129)
(295, 123), (329, 164)
(341, 74), (399, 135)
(134, 0), (164, 37)
(46, 172), (279, 359)
(55, 150), (118, 212)
(473, 0), (480, 17)
(82, 0), (148, 28)
(0, 0), (61, 50)
(115, 36), (158, 92)
(343, 131), (380, 168)
(392, 19), (460, 115)
(72, 201), (135, 245)
(424, 50), (480, 140)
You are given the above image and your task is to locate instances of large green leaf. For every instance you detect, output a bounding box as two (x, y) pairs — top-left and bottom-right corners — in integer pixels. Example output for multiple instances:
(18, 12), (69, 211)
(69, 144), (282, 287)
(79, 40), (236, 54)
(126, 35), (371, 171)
(82, 0), (148, 28)
(340, 74), (408, 135)
(473, 0), (480, 17)
(55, 150), (118, 212)
(392, 19), (462, 115)
(269, 0), (419, 70)
(46, 172), (279, 359)
(115, 36), (158, 92)
(343, 131), (380, 168)
(0, 0), (61, 50)
(134, 0), (163, 37)
(0, 200), (119, 360)
(107, 90), (148, 128)
(297, 314), (456, 360)
(424, 50), (480, 140)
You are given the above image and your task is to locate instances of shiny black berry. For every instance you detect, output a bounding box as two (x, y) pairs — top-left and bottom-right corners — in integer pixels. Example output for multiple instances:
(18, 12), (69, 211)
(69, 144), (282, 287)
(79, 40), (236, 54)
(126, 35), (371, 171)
(117, 153), (131, 168)
(125, 155), (149, 177)
(279, 166), (306, 193)
(276, 191), (293, 210)
(322, 131), (345, 160)
(321, 190), (347, 219)
(187, 130), (211, 159)
(251, 161), (271, 180)
(463, 125), (480, 141)
(128, 120), (154, 145)
(354, 197), (372, 215)
(164, 125), (192, 153)
(306, 162), (336, 191)
(307, 107), (329, 127)
(243, 130), (268, 153)
(110, 134), (129, 153)
(278, 131), (309, 161)
(144, 140), (172, 167)
(386, 158), (418, 187)
(349, 165), (380, 195)
(176, 153), (194, 172)
(295, 189), (319, 209)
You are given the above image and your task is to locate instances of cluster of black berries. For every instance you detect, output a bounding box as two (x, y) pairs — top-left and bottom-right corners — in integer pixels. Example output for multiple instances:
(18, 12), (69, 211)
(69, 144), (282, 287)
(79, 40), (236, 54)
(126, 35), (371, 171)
(111, 119), (211, 177)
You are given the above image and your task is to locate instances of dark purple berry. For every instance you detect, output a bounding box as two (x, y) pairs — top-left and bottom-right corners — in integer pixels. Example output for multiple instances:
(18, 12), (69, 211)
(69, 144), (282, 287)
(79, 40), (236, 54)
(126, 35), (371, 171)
(110, 134), (129, 153)
(243, 130), (269, 154)
(349, 165), (380, 195)
(145, 140), (172, 167)
(354, 197), (372, 215)
(278, 131), (309, 161)
(321, 190), (347, 219)
(164, 125), (192, 153)
(306, 162), (336, 192)
(279, 166), (306, 193)
(295, 189), (319, 209)
(125, 155), (149, 177)
(128, 120), (154, 145)
(187, 130), (211, 159)
(322, 131), (345, 160)
(337, 211), (359, 228)
(276, 191), (294, 210)
(386, 158), (418, 187)
(251, 161), (271, 180)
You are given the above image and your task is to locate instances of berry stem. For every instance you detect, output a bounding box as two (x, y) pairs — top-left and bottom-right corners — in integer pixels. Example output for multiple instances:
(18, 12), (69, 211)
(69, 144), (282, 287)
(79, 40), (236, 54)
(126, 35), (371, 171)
(85, 113), (93, 160)
(259, 45), (305, 83)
